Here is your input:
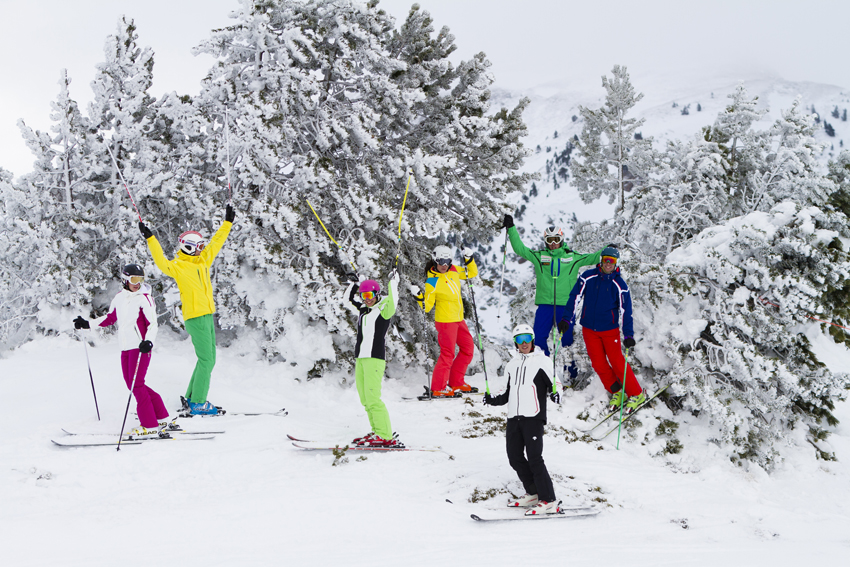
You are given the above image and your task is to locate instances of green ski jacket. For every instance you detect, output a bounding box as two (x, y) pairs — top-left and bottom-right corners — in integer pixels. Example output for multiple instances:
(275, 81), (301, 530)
(507, 226), (602, 306)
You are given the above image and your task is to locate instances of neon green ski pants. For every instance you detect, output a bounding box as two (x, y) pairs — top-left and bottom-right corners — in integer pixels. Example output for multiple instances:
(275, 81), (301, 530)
(184, 314), (216, 404)
(355, 358), (392, 441)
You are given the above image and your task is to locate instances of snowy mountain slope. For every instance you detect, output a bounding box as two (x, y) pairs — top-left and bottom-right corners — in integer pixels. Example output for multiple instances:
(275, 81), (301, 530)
(2, 332), (849, 566)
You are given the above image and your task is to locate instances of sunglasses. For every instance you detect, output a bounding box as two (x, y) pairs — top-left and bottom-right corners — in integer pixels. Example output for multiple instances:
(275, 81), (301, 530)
(435, 258), (453, 266)
(602, 256), (618, 264)
(127, 275), (145, 285)
(514, 333), (533, 344)
(360, 291), (377, 301)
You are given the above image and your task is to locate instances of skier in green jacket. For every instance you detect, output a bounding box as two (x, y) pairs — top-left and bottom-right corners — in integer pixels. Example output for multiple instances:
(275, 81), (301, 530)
(503, 214), (604, 378)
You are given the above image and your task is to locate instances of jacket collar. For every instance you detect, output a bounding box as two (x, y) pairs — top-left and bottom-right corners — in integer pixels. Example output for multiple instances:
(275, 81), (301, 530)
(428, 265), (458, 277)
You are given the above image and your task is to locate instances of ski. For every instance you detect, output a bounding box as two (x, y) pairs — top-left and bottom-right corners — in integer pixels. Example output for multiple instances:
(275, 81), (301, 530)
(404, 386), (481, 401)
(61, 426), (224, 436)
(52, 434), (216, 448)
(176, 408), (287, 418)
(593, 383), (671, 441)
(291, 441), (442, 453)
(470, 507), (600, 522)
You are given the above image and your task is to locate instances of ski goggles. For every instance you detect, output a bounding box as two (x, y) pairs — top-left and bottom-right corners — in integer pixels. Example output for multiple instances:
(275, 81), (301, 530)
(514, 333), (534, 344)
(360, 291), (377, 301)
(545, 236), (563, 245)
(435, 258), (453, 266)
(126, 275), (145, 285)
(602, 256), (618, 265)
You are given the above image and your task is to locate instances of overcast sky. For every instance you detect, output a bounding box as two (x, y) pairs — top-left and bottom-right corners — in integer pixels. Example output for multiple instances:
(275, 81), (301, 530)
(2, 0), (849, 177)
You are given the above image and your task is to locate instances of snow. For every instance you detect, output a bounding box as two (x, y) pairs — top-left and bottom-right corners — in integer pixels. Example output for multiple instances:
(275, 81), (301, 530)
(2, 331), (850, 565)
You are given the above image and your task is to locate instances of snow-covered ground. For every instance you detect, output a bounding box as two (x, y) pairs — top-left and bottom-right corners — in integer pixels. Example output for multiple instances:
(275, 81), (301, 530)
(2, 326), (849, 566)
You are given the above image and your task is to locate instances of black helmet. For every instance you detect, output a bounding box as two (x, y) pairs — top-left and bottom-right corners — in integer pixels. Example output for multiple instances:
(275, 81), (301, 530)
(121, 263), (145, 289)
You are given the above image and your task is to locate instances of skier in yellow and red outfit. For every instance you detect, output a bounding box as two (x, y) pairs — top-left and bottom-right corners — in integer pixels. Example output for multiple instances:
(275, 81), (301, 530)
(411, 245), (478, 397)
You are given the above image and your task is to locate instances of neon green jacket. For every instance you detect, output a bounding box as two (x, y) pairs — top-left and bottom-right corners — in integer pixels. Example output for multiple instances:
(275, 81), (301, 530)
(507, 226), (601, 306)
(146, 222), (232, 321)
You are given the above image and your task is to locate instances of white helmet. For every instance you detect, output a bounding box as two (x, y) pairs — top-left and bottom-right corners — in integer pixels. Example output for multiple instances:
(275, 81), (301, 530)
(543, 226), (565, 246)
(432, 245), (453, 263)
(512, 324), (535, 346)
(178, 231), (207, 256)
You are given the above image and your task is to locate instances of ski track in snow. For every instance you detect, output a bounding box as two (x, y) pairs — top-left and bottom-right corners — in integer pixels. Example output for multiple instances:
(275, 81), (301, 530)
(2, 335), (850, 566)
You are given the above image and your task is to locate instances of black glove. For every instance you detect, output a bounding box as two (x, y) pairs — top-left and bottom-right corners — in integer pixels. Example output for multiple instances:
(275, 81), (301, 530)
(623, 337), (636, 348)
(225, 204), (236, 223)
(503, 214), (514, 229)
(557, 319), (570, 334)
(139, 340), (153, 353)
(550, 392), (560, 404)
(483, 393), (493, 405)
(344, 272), (359, 283)
(139, 222), (153, 239)
(73, 316), (90, 330)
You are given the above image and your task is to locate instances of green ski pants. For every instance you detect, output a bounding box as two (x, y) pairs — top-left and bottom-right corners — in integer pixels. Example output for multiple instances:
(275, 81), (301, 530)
(184, 314), (216, 404)
(355, 358), (392, 441)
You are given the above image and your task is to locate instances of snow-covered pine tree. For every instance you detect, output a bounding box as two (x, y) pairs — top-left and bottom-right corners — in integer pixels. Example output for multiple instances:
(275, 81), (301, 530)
(190, 0), (531, 370)
(571, 65), (653, 213)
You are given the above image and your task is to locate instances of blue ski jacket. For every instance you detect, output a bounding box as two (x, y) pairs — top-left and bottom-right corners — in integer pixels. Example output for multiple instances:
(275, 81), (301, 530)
(564, 265), (634, 338)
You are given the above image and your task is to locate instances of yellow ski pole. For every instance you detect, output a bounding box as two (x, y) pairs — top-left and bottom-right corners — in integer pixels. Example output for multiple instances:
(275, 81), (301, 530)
(306, 199), (358, 275)
(393, 175), (412, 269)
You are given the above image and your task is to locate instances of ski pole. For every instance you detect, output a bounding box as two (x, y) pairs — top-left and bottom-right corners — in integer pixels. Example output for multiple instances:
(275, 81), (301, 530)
(393, 175), (412, 269)
(464, 264), (490, 395)
(496, 229), (508, 319)
(616, 348), (631, 450)
(305, 199), (358, 275)
(117, 354), (143, 451)
(224, 107), (232, 205)
(105, 143), (143, 223)
(80, 333), (101, 421)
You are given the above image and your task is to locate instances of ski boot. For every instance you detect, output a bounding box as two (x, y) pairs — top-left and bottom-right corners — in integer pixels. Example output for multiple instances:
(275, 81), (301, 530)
(352, 432), (376, 446)
(189, 401), (220, 416)
(525, 500), (562, 516)
(128, 423), (168, 439)
(507, 494), (539, 508)
(608, 390), (626, 408)
(361, 433), (404, 449)
(625, 391), (647, 413)
(454, 383), (479, 393)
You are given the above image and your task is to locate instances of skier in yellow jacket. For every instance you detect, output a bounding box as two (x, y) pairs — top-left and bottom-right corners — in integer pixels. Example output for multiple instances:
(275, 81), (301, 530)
(138, 205), (235, 416)
(411, 245), (479, 397)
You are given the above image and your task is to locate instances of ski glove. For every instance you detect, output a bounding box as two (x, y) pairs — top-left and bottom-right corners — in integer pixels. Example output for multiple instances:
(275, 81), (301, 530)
(623, 337), (636, 348)
(225, 204), (236, 223)
(503, 214), (514, 229)
(139, 340), (153, 353)
(557, 319), (570, 335)
(462, 247), (474, 261)
(409, 284), (423, 301)
(139, 222), (153, 239)
(483, 393), (493, 405)
(549, 392), (560, 404)
(73, 316), (90, 330)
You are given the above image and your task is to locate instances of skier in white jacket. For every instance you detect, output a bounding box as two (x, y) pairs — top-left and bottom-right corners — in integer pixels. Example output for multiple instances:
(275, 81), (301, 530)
(73, 263), (168, 436)
(484, 324), (562, 515)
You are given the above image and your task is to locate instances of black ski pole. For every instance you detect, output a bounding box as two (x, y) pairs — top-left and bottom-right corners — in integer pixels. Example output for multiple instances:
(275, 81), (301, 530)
(496, 229), (508, 319)
(80, 333), (100, 421)
(464, 262), (490, 395)
(117, 355), (143, 451)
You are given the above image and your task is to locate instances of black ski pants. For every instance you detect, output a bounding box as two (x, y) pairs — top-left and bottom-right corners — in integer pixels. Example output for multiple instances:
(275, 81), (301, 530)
(505, 417), (556, 503)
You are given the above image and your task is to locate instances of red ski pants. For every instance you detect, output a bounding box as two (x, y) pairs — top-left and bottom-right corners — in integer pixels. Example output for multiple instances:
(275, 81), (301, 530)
(431, 321), (475, 391)
(582, 327), (641, 397)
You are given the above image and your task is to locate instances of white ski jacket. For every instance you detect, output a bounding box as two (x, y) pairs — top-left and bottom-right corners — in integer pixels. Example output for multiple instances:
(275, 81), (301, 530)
(92, 284), (158, 351)
(489, 348), (557, 422)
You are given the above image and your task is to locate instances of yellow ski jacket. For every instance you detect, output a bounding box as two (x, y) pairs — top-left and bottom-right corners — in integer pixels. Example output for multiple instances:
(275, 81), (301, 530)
(146, 222), (232, 321)
(418, 259), (478, 323)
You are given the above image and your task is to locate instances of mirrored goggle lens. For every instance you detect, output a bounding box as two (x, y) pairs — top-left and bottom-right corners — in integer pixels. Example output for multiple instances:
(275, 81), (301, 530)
(360, 291), (376, 301)
(545, 236), (562, 244)
(602, 256), (618, 264)
(514, 333), (534, 344)
(127, 275), (145, 284)
(436, 258), (452, 266)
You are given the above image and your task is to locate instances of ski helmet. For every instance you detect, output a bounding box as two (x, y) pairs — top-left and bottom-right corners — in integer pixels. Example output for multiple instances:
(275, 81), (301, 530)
(543, 226), (565, 246)
(358, 280), (381, 294)
(601, 246), (620, 260)
(512, 324), (535, 348)
(121, 263), (145, 289)
(178, 231), (207, 256)
(433, 245), (453, 264)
